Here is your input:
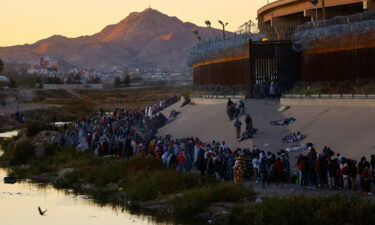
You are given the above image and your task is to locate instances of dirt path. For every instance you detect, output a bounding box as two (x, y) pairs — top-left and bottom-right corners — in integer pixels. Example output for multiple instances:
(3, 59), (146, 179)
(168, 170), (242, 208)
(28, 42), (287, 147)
(0, 103), (60, 116)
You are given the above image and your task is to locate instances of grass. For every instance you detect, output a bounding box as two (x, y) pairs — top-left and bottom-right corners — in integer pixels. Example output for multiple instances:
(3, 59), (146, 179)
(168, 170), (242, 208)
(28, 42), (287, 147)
(226, 195), (375, 225)
(2, 138), (374, 225)
(171, 182), (254, 219)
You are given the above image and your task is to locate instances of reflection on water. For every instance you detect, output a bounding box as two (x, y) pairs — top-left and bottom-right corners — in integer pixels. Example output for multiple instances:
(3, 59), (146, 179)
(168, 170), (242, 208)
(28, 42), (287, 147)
(0, 130), (20, 138)
(0, 135), (170, 225)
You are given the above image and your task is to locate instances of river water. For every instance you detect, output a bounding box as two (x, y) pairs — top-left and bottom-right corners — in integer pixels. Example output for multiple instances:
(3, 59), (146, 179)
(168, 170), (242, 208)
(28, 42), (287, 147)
(0, 131), (169, 225)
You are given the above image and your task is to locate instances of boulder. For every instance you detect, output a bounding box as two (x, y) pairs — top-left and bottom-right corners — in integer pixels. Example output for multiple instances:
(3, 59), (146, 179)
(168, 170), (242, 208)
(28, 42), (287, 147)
(32, 130), (62, 146)
(34, 142), (45, 158)
(57, 168), (75, 180)
(32, 130), (62, 158)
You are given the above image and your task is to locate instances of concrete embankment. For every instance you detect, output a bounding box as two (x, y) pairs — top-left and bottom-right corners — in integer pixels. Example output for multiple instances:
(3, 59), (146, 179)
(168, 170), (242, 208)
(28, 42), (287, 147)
(159, 97), (375, 161)
(281, 97), (375, 107)
(158, 98), (291, 151)
(281, 98), (375, 160)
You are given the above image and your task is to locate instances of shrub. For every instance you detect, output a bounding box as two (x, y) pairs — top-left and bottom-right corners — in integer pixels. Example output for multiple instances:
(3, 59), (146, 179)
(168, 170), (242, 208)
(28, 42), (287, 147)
(26, 121), (51, 137)
(226, 195), (375, 225)
(125, 170), (200, 202)
(172, 182), (254, 218)
(9, 141), (35, 165)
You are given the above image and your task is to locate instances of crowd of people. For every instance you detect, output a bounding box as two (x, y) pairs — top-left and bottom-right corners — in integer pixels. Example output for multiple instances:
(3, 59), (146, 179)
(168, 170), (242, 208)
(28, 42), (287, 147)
(282, 132), (306, 144)
(297, 147), (374, 193)
(270, 117), (296, 126)
(57, 96), (374, 195)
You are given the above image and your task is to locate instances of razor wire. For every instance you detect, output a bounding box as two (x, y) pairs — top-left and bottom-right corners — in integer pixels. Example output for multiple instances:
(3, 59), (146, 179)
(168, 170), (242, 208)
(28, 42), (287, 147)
(187, 33), (264, 66)
(293, 10), (375, 51)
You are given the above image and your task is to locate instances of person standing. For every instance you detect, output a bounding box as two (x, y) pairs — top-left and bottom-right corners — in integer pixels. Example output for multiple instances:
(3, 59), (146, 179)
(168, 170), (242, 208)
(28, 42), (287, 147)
(252, 155), (260, 182)
(233, 160), (244, 183)
(269, 80), (276, 98)
(234, 118), (242, 139)
(259, 155), (268, 189)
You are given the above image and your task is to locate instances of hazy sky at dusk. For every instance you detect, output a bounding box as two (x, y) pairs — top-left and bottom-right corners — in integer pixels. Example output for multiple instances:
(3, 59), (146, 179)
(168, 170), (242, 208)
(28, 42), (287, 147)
(0, 0), (269, 46)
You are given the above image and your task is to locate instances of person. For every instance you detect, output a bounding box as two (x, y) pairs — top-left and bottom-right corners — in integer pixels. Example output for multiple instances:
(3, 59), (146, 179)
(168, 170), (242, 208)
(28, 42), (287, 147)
(234, 118), (242, 139)
(297, 155), (307, 186)
(238, 100), (245, 115)
(197, 147), (207, 178)
(361, 166), (372, 194)
(371, 155), (375, 184)
(252, 155), (260, 182)
(245, 115), (253, 132)
(269, 80), (276, 98)
(274, 157), (284, 188)
(349, 160), (357, 191)
(233, 160), (244, 183)
(227, 104), (236, 120)
(259, 155), (268, 189)
(358, 157), (370, 191)
(342, 161), (350, 190)
(227, 98), (233, 109)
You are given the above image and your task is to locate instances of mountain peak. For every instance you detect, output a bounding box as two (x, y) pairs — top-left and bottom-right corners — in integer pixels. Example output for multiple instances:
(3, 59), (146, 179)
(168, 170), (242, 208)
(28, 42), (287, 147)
(0, 9), (223, 71)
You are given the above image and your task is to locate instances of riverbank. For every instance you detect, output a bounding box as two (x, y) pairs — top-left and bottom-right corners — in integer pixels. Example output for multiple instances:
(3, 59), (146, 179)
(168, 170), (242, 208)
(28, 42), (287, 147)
(1, 134), (375, 225)
(0, 138), (254, 224)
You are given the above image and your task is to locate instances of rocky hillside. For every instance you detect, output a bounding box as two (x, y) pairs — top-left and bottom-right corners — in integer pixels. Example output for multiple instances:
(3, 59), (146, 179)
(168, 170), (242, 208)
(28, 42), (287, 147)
(0, 8), (223, 71)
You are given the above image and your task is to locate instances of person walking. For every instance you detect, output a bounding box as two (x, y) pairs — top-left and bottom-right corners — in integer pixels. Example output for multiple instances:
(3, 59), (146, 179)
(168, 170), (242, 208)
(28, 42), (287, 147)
(234, 118), (242, 139)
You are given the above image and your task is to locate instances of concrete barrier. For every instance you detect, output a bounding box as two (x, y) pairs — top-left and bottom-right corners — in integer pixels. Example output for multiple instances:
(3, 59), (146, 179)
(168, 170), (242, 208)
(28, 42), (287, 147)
(191, 98), (231, 105)
(43, 84), (103, 90)
(281, 98), (375, 107)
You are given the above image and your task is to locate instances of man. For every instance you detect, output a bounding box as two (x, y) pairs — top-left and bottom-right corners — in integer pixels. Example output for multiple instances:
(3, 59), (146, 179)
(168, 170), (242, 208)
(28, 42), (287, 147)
(234, 118), (242, 139)
(252, 155), (260, 182)
(245, 115), (253, 132)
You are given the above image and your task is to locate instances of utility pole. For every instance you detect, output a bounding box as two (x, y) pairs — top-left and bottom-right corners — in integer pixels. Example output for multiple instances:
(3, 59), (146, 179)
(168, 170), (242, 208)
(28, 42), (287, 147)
(322, 0), (326, 21)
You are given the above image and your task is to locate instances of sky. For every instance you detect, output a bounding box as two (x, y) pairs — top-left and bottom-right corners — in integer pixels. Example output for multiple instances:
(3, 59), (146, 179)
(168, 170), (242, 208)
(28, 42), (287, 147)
(0, 0), (270, 47)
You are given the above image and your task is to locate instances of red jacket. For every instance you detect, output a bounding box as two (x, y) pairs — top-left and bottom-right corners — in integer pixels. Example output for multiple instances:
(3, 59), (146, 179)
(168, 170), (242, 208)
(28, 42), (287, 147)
(274, 159), (284, 174)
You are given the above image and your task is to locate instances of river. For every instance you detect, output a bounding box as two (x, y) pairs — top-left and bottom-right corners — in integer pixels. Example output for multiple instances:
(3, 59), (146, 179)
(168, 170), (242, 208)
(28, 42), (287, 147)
(0, 131), (170, 225)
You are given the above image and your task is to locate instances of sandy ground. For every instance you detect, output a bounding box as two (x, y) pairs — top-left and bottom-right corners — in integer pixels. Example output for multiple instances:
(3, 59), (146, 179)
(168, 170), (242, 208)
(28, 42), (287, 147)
(158, 99), (375, 161)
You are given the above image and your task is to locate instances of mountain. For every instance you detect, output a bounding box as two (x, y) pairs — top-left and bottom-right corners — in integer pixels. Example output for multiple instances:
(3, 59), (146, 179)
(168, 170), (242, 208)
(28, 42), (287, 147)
(0, 8), (224, 72)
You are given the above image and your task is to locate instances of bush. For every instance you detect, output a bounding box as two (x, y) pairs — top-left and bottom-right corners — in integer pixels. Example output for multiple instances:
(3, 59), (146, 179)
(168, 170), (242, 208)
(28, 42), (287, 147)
(125, 170), (200, 202)
(172, 182), (254, 218)
(26, 121), (51, 137)
(9, 141), (35, 165)
(226, 195), (375, 225)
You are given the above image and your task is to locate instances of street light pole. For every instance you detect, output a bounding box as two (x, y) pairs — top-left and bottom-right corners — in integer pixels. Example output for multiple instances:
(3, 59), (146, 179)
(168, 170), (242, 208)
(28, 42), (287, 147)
(218, 20), (228, 40)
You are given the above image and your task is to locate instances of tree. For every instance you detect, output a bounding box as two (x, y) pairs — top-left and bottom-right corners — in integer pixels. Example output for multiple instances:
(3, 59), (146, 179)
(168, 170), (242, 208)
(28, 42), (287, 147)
(113, 77), (122, 88)
(9, 78), (16, 88)
(0, 58), (3, 74)
(123, 74), (131, 87)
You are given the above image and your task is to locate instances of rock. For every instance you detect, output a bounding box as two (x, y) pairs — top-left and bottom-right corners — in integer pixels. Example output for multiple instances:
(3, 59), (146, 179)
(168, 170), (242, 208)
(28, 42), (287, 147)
(31, 130), (62, 158)
(278, 105), (290, 112)
(32, 130), (62, 146)
(106, 183), (119, 191)
(81, 183), (95, 191)
(34, 142), (45, 158)
(57, 168), (75, 179)
(32, 173), (51, 183)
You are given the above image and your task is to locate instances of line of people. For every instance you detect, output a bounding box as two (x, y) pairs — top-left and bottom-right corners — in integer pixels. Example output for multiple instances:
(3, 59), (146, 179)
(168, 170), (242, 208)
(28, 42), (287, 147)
(297, 147), (374, 194)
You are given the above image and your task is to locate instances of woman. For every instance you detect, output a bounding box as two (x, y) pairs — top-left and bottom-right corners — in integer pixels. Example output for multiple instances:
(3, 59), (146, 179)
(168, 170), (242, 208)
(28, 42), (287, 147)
(233, 160), (244, 183)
